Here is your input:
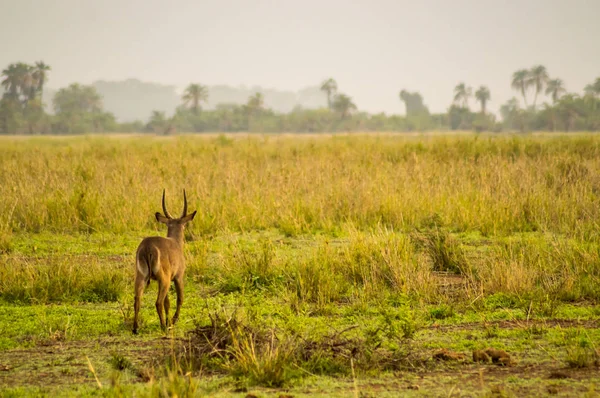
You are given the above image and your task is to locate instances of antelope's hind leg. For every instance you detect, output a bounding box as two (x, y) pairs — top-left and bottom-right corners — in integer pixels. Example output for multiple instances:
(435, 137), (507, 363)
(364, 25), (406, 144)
(164, 292), (171, 329)
(155, 281), (169, 332)
(132, 274), (146, 335)
(172, 277), (184, 326)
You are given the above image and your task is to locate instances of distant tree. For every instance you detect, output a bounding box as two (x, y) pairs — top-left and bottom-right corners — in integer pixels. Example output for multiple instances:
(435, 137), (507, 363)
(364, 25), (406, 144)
(584, 84), (595, 97)
(540, 103), (559, 131)
(474, 86), (491, 114)
(53, 83), (102, 114)
(147, 110), (168, 133)
(320, 78), (337, 109)
(17, 63), (36, 103)
(583, 79), (600, 112)
(182, 83), (208, 113)
(584, 77), (600, 97)
(52, 83), (113, 134)
(331, 93), (356, 119)
(212, 103), (248, 132)
(448, 104), (475, 130)
(500, 98), (520, 118)
(453, 83), (472, 109)
(1, 62), (34, 103)
(556, 94), (583, 132)
(18, 63), (35, 102)
(246, 92), (264, 115)
(0, 97), (25, 134)
(500, 97), (525, 131)
(529, 65), (548, 109)
(399, 90), (429, 116)
(545, 78), (566, 104)
(23, 98), (47, 134)
(32, 61), (51, 99)
(0, 62), (52, 134)
(512, 69), (530, 108)
(1, 64), (22, 100)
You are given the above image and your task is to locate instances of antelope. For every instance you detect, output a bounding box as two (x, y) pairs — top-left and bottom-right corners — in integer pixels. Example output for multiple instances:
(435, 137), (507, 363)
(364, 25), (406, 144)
(132, 189), (197, 334)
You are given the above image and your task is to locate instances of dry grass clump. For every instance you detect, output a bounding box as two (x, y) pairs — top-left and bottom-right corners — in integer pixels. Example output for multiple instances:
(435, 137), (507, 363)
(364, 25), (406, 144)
(0, 255), (127, 303)
(185, 308), (425, 387)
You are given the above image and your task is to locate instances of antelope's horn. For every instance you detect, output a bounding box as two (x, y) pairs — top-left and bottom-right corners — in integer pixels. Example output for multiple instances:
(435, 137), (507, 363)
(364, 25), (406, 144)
(162, 189), (174, 219)
(181, 189), (188, 218)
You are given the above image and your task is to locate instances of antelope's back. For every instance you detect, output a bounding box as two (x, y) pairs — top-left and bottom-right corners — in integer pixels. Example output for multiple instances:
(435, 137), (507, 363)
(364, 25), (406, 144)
(136, 236), (183, 278)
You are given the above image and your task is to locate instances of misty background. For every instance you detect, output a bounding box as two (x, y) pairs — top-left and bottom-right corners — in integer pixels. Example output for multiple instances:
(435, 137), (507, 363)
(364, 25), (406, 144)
(2, 0), (599, 122)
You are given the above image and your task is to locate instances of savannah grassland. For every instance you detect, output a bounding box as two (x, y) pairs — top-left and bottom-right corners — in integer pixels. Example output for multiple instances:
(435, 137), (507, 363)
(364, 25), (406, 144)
(0, 133), (599, 397)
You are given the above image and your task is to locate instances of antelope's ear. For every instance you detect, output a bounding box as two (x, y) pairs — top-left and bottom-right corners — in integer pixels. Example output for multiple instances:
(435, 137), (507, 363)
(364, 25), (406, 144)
(180, 210), (197, 224)
(155, 212), (170, 224)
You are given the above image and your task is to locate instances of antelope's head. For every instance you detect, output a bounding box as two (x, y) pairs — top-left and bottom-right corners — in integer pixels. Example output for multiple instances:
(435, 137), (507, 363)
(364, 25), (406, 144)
(155, 189), (197, 241)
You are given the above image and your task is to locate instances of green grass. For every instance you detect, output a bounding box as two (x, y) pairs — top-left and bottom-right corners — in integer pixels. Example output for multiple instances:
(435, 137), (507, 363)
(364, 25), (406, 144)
(1, 230), (599, 396)
(1, 134), (599, 396)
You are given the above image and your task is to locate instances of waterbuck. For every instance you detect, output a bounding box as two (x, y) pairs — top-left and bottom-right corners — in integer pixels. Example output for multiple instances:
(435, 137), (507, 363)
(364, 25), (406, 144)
(132, 189), (197, 334)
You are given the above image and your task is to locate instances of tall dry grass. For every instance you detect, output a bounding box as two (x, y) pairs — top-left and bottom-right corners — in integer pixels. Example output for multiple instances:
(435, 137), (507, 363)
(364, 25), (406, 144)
(2, 134), (600, 238)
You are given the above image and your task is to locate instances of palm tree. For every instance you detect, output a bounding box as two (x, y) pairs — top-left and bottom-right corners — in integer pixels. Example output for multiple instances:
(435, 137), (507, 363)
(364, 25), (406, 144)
(545, 78), (566, 104)
(475, 86), (491, 114)
(399, 90), (410, 112)
(320, 78), (337, 109)
(248, 92), (265, 110)
(453, 83), (472, 108)
(1, 63), (34, 103)
(512, 69), (530, 108)
(247, 92), (264, 113)
(331, 93), (356, 119)
(15, 63), (35, 103)
(399, 90), (428, 116)
(182, 83), (209, 113)
(1, 64), (21, 100)
(529, 65), (548, 109)
(32, 61), (51, 99)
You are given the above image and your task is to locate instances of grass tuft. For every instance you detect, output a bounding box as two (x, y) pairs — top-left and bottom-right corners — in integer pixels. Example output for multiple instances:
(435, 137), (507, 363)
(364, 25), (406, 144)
(0, 255), (126, 304)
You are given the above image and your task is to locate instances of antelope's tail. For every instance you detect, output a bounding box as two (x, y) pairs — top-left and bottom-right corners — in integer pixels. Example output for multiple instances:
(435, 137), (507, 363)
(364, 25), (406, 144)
(136, 245), (161, 287)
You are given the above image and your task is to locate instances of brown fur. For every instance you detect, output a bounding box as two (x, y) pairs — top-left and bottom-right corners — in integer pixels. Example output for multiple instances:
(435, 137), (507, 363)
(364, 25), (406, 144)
(472, 349), (491, 363)
(433, 348), (465, 361)
(132, 190), (196, 334)
(484, 348), (512, 366)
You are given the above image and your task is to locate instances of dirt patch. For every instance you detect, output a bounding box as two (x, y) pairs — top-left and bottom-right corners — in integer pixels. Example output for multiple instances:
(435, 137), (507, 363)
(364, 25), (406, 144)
(548, 370), (571, 379)
(1, 319), (599, 395)
(430, 318), (599, 332)
(0, 336), (178, 389)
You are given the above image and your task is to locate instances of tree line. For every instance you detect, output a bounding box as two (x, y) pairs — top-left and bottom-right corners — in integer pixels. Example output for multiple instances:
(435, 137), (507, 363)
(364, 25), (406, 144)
(1, 61), (599, 134)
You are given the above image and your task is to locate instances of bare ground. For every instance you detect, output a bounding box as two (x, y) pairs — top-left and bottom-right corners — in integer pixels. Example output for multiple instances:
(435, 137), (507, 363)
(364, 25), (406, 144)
(1, 320), (599, 397)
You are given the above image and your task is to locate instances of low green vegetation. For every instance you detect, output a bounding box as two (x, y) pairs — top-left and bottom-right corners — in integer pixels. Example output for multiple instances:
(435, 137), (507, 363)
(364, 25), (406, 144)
(0, 134), (599, 396)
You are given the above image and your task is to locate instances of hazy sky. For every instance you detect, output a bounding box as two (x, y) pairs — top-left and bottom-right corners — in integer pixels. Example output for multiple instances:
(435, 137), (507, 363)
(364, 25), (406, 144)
(2, 0), (599, 114)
